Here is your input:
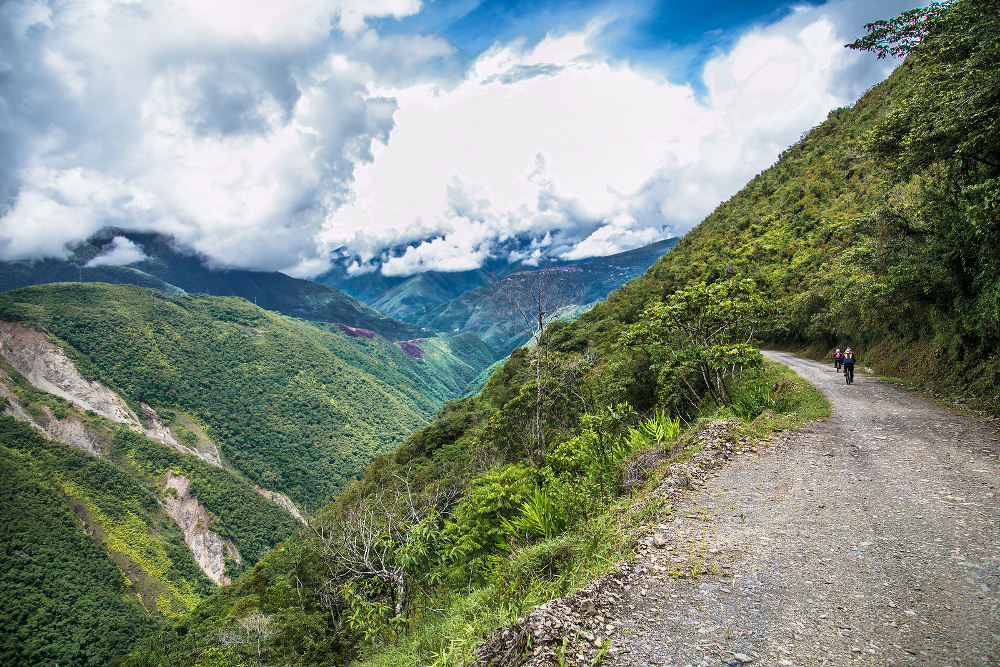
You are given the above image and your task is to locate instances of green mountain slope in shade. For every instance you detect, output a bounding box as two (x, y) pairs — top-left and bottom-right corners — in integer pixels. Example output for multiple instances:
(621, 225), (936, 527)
(0, 230), (427, 341)
(1, 417), (182, 666)
(0, 283), (469, 511)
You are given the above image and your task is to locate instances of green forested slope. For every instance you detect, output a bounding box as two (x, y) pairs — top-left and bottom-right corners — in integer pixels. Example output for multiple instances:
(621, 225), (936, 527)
(1, 418), (177, 666)
(0, 283), (444, 510)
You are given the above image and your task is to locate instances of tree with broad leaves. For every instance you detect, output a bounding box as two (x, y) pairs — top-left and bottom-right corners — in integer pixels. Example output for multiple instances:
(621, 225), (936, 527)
(623, 278), (768, 407)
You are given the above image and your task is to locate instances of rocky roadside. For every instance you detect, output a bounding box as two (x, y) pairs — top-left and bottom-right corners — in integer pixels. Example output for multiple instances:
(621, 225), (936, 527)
(476, 352), (1000, 666)
(477, 420), (763, 666)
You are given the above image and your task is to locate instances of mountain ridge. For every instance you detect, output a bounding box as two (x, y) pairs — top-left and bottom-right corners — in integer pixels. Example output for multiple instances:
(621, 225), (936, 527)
(0, 229), (428, 341)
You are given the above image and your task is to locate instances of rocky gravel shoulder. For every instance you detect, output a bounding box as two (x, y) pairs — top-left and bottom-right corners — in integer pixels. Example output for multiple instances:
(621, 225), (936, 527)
(478, 352), (1000, 666)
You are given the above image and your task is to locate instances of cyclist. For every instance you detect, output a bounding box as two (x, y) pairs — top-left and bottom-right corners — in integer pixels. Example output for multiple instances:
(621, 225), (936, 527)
(833, 348), (843, 371)
(842, 347), (856, 385)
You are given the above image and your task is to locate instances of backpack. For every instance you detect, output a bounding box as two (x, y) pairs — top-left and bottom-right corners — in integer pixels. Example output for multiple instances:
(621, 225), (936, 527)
(843, 352), (854, 363)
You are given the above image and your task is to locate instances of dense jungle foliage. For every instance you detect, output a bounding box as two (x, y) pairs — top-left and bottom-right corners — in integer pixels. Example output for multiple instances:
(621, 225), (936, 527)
(117, 3), (999, 664)
(0, 283), (486, 511)
(0, 355), (300, 575)
(0, 374), (305, 665)
(0, 417), (180, 666)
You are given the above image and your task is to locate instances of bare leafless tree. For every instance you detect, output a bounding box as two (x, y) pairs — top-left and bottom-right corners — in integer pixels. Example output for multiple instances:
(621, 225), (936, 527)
(488, 266), (581, 462)
(218, 611), (273, 665)
(312, 473), (457, 619)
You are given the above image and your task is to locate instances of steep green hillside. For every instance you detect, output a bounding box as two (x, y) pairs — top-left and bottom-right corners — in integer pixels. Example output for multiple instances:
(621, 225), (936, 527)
(0, 229), (428, 341)
(0, 359), (301, 575)
(0, 417), (162, 665)
(565, 0), (999, 413)
(0, 283), (440, 510)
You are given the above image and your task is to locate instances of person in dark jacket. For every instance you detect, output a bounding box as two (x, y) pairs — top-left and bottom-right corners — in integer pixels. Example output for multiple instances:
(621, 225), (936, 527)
(842, 347), (856, 384)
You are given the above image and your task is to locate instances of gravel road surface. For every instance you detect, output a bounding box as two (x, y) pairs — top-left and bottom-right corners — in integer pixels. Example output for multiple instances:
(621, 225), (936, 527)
(603, 352), (1000, 666)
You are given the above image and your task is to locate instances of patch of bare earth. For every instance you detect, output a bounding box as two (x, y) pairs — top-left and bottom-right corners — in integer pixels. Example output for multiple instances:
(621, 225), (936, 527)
(481, 352), (1000, 666)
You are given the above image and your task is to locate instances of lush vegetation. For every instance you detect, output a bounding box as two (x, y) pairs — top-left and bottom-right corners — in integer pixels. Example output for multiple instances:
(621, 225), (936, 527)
(7, 3), (996, 664)
(0, 356), (300, 572)
(115, 3), (1000, 664)
(567, 0), (999, 413)
(123, 346), (825, 666)
(1, 417), (174, 666)
(0, 283), (444, 510)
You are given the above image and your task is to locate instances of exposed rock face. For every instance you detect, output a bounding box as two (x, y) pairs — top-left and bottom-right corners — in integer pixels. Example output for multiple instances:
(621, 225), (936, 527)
(41, 408), (103, 456)
(0, 367), (105, 455)
(0, 321), (142, 429)
(140, 402), (221, 467)
(140, 402), (181, 447)
(254, 485), (308, 525)
(162, 472), (237, 585)
(0, 321), (224, 467)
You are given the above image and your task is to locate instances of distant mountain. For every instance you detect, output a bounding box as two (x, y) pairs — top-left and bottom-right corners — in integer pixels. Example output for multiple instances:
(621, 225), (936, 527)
(0, 229), (427, 341)
(413, 238), (679, 354)
(319, 238), (678, 345)
(317, 262), (507, 320)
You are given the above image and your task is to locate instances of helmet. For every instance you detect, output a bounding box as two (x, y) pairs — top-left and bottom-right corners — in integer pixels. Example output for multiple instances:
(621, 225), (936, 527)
(836, 348), (841, 352)
(846, 347), (852, 352)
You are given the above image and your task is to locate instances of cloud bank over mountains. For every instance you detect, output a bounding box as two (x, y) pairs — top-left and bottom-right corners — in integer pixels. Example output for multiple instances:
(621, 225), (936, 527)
(0, 0), (911, 277)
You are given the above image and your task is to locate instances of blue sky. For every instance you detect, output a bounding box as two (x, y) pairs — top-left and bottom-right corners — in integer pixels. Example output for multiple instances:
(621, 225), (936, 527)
(386, 0), (821, 88)
(0, 0), (915, 276)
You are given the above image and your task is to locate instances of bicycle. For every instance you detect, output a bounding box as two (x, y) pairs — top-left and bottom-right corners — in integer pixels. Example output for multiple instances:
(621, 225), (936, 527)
(843, 364), (854, 385)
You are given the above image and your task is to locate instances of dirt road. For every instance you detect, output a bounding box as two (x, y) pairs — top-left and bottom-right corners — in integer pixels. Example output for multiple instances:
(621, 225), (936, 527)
(603, 352), (1000, 666)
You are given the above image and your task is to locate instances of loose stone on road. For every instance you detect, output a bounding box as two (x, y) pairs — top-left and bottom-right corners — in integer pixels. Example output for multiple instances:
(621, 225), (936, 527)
(601, 351), (1000, 666)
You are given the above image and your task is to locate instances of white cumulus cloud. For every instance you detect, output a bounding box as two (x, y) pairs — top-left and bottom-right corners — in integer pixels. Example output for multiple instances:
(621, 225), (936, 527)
(85, 236), (148, 267)
(318, 0), (912, 273)
(0, 0), (914, 277)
